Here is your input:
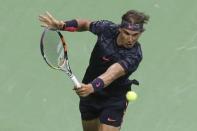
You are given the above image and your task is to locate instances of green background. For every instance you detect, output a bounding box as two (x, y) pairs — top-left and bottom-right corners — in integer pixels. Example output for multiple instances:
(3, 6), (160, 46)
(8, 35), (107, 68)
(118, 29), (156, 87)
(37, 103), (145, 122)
(0, 0), (196, 130)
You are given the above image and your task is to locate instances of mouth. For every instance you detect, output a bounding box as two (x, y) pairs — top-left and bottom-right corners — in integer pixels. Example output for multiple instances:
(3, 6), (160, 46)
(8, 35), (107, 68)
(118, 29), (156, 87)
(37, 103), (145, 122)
(127, 44), (133, 47)
(124, 44), (133, 48)
(127, 41), (137, 47)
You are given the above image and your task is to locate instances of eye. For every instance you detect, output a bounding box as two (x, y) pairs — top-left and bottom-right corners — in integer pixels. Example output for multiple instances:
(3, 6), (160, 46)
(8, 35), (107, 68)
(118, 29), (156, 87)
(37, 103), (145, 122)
(132, 33), (139, 37)
(123, 31), (130, 35)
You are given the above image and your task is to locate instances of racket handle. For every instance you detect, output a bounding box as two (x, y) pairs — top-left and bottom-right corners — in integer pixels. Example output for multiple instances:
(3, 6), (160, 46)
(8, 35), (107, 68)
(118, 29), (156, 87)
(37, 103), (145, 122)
(71, 75), (81, 88)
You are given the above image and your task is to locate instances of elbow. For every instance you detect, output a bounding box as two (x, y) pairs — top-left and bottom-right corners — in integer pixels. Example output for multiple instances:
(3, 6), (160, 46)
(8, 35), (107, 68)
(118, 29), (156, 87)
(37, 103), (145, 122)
(76, 19), (91, 30)
(84, 21), (91, 29)
(107, 68), (125, 82)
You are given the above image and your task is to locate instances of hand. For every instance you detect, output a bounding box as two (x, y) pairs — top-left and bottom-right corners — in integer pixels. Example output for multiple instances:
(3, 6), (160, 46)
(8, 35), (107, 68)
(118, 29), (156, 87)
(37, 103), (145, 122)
(38, 11), (64, 30)
(73, 83), (94, 97)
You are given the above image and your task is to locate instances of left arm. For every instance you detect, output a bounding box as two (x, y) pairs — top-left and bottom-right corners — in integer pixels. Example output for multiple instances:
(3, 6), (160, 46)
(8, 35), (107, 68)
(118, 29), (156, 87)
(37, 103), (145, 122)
(75, 63), (126, 97)
(75, 46), (142, 97)
(98, 63), (125, 87)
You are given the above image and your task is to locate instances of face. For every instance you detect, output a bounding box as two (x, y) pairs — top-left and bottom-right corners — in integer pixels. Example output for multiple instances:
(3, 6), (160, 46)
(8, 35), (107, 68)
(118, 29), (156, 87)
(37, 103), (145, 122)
(117, 28), (142, 48)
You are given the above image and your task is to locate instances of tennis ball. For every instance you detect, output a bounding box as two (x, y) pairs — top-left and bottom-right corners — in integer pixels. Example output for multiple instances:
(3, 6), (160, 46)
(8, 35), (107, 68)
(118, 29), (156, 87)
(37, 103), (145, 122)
(126, 91), (138, 102)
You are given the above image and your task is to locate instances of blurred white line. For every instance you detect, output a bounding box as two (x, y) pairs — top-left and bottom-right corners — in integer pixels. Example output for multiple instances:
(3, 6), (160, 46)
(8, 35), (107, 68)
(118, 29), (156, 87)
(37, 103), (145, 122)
(187, 46), (197, 50)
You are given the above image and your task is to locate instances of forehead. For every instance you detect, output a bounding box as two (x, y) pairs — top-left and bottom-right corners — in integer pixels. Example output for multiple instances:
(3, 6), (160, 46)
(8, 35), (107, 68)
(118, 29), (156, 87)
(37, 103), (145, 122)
(121, 28), (141, 34)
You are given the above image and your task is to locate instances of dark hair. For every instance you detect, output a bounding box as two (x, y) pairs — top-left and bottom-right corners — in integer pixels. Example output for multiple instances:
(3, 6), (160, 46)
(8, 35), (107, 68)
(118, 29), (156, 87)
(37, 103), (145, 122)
(122, 10), (149, 24)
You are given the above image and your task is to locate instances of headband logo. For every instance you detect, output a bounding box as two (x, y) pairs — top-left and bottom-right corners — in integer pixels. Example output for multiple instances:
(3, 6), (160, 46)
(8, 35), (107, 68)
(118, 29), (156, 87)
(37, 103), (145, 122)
(120, 21), (143, 32)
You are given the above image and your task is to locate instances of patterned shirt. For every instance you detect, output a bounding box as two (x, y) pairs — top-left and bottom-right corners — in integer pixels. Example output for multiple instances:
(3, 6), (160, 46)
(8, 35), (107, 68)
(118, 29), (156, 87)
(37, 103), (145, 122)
(82, 20), (142, 98)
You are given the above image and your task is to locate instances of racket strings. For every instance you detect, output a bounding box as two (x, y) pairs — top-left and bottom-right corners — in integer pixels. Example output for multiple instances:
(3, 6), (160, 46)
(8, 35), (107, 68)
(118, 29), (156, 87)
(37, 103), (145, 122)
(43, 30), (64, 68)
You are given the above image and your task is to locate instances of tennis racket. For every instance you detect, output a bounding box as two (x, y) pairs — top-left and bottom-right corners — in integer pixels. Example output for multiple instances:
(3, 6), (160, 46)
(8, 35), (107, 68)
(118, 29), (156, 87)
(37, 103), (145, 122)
(40, 28), (81, 88)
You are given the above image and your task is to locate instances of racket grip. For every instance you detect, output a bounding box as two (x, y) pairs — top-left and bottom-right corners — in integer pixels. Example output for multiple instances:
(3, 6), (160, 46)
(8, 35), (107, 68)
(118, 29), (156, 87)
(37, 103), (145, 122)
(71, 75), (81, 88)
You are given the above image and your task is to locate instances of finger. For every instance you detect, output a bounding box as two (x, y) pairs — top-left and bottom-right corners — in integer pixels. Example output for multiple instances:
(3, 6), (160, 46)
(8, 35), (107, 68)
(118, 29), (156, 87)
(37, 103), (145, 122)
(79, 93), (88, 97)
(73, 87), (78, 90)
(38, 16), (45, 22)
(76, 89), (86, 95)
(78, 88), (88, 95)
(39, 14), (52, 22)
(78, 91), (85, 96)
(45, 11), (54, 20)
(39, 15), (50, 23)
(40, 22), (48, 27)
(38, 15), (47, 21)
(75, 88), (83, 94)
(73, 86), (81, 90)
(41, 25), (47, 28)
(76, 90), (86, 97)
(74, 88), (80, 93)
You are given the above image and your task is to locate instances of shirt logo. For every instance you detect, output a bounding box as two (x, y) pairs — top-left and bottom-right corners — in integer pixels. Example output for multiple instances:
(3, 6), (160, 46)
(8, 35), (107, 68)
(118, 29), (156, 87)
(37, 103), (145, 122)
(107, 117), (116, 122)
(96, 82), (101, 88)
(102, 56), (110, 61)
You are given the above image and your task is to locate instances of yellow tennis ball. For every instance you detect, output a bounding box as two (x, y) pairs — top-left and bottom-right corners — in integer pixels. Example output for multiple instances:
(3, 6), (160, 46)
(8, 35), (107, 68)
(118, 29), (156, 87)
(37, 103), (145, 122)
(126, 91), (138, 102)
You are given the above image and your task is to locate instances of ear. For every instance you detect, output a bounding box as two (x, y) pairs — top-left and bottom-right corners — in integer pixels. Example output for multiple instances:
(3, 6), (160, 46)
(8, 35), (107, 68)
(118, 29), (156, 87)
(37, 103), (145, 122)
(118, 28), (123, 32)
(138, 32), (143, 36)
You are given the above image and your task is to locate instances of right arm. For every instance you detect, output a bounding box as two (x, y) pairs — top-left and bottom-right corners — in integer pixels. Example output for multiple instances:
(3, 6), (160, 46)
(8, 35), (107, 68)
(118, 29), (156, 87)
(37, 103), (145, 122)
(38, 12), (91, 31)
(75, 19), (91, 31)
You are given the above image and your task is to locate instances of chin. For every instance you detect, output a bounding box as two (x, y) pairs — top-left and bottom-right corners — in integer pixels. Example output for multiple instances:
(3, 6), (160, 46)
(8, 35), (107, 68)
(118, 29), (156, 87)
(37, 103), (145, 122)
(126, 44), (134, 48)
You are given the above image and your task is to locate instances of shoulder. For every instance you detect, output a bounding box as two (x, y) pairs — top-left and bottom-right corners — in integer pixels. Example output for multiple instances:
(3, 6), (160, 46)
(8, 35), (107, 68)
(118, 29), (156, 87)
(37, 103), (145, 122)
(132, 42), (143, 61)
(117, 42), (143, 74)
(124, 42), (143, 61)
(90, 20), (116, 28)
(89, 20), (118, 36)
(135, 42), (143, 58)
(129, 42), (142, 53)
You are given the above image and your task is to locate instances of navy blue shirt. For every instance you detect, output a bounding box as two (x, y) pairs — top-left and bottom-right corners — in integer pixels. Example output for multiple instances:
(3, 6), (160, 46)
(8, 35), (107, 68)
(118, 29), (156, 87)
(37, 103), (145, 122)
(82, 20), (143, 98)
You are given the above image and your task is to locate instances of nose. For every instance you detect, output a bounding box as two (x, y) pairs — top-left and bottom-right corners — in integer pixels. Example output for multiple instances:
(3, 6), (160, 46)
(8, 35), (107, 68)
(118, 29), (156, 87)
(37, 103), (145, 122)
(128, 36), (133, 43)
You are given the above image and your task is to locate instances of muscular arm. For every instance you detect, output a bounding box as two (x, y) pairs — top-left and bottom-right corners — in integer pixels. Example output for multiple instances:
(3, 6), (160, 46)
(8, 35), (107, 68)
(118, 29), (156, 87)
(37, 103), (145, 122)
(74, 63), (126, 97)
(49, 18), (91, 31)
(75, 19), (92, 31)
(98, 63), (126, 87)
(51, 19), (91, 31)
(38, 12), (91, 31)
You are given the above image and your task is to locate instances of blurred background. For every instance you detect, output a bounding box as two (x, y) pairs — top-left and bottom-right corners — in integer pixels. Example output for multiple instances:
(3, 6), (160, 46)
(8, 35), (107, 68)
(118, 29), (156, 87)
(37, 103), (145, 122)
(0, 0), (197, 130)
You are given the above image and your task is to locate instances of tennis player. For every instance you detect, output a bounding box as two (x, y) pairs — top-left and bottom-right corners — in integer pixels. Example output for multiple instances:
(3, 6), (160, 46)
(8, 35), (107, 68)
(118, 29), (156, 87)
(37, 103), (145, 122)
(39, 10), (149, 131)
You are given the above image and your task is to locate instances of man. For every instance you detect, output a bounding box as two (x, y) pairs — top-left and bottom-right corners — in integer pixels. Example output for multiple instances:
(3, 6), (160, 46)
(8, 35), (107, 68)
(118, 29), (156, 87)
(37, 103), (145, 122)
(39, 10), (149, 131)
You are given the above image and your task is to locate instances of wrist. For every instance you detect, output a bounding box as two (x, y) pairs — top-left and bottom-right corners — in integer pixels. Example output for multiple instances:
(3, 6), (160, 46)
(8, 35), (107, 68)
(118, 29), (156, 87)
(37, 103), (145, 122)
(87, 84), (94, 94)
(90, 78), (104, 92)
(57, 20), (64, 30)
(62, 19), (78, 31)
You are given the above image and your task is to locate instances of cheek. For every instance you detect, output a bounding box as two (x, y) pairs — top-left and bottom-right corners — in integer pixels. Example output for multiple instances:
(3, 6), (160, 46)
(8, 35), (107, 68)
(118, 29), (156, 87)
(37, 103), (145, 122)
(119, 35), (124, 41)
(122, 35), (129, 41)
(122, 37), (128, 43)
(134, 35), (140, 40)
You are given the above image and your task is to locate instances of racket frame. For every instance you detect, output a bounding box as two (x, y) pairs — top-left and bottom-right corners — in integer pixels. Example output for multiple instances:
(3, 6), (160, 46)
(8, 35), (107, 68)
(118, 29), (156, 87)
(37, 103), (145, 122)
(40, 28), (81, 88)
